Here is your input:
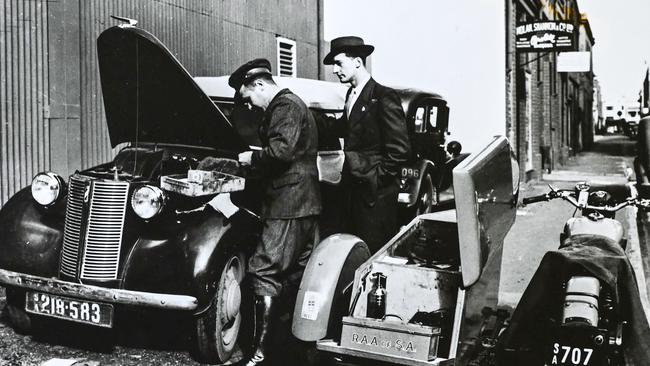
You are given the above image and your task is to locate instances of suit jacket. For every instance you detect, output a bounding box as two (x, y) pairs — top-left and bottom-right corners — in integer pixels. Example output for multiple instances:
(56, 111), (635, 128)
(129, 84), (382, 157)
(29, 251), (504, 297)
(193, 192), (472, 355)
(320, 78), (411, 205)
(252, 89), (321, 219)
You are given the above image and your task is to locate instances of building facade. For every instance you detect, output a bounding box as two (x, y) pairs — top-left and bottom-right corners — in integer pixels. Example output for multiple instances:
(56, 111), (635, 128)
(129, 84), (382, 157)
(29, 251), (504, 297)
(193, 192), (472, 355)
(0, 0), (325, 204)
(593, 77), (603, 134)
(506, 0), (595, 180)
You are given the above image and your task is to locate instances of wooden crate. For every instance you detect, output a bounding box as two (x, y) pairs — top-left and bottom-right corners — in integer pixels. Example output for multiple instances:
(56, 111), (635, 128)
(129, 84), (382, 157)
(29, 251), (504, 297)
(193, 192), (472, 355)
(340, 316), (440, 362)
(160, 171), (245, 196)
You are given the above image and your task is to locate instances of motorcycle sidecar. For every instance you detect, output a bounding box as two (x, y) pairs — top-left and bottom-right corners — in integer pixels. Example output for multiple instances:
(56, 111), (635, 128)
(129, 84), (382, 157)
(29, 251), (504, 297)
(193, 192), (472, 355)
(292, 136), (520, 366)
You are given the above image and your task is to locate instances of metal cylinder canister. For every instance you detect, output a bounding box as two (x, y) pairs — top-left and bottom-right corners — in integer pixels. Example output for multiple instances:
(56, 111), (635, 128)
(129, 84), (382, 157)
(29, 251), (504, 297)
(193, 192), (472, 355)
(562, 276), (600, 326)
(367, 272), (387, 319)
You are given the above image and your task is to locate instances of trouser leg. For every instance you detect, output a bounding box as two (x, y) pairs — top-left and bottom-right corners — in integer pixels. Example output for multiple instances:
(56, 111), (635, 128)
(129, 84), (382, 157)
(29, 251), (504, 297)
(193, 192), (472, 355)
(242, 217), (320, 365)
(234, 295), (275, 366)
(349, 182), (399, 253)
(247, 217), (319, 296)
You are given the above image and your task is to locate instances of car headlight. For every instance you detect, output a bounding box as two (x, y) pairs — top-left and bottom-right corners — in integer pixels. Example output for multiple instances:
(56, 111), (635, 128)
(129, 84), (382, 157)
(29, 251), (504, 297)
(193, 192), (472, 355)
(131, 185), (166, 219)
(31, 172), (65, 206)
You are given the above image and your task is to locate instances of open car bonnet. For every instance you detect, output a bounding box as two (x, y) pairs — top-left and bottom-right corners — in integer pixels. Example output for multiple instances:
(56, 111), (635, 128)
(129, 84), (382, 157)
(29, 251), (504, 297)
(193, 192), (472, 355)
(97, 25), (247, 151)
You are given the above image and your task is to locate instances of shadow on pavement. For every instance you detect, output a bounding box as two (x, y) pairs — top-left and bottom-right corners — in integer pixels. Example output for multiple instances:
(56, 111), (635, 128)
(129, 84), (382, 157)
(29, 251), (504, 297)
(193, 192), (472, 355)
(589, 135), (636, 157)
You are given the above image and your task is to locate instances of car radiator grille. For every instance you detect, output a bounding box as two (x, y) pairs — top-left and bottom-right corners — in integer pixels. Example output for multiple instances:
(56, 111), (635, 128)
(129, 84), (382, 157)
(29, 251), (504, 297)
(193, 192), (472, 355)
(59, 175), (129, 280)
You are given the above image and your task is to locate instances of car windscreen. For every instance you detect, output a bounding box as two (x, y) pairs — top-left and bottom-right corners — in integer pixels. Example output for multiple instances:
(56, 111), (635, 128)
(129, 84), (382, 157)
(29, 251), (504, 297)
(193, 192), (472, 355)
(215, 100), (342, 151)
(215, 101), (263, 147)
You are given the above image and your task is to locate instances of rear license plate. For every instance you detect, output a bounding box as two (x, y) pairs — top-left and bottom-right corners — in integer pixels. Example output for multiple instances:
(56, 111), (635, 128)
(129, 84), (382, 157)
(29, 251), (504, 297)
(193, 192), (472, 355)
(401, 167), (420, 179)
(549, 343), (595, 365)
(25, 291), (113, 328)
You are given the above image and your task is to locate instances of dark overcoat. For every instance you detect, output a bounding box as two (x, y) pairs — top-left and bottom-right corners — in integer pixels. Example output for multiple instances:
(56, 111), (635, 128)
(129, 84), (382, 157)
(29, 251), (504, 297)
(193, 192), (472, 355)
(318, 78), (411, 251)
(251, 88), (321, 219)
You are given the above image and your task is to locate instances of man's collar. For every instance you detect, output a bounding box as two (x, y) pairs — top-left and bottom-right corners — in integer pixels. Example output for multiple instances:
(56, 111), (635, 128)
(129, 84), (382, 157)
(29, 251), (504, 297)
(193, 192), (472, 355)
(266, 88), (291, 110)
(352, 74), (371, 93)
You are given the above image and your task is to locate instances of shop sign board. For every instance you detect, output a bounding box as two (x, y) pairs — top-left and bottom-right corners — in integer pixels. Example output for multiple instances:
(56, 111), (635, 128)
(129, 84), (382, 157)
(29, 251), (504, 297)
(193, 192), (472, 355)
(515, 21), (576, 52)
(557, 51), (591, 72)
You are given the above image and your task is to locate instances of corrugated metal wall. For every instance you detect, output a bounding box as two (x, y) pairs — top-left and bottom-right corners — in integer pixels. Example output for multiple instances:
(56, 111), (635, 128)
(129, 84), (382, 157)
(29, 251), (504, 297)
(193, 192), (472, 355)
(1, 0), (321, 205)
(0, 0), (50, 204)
(78, 0), (320, 169)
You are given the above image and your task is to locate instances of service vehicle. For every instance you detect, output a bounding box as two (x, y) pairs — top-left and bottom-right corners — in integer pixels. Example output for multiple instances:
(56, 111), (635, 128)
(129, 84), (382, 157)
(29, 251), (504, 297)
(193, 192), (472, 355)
(0, 22), (465, 364)
(292, 136), (520, 366)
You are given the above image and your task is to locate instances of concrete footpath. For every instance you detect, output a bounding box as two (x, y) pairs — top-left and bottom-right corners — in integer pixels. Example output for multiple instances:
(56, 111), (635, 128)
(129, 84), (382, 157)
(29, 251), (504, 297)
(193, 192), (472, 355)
(498, 135), (650, 318)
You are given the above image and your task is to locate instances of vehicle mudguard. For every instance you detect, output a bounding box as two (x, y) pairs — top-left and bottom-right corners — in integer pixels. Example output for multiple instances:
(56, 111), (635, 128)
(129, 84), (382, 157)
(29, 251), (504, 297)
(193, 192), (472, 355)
(400, 159), (436, 208)
(121, 209), (259, 314)
(0, 187), (65, 277)
(292, 233), (370, 341)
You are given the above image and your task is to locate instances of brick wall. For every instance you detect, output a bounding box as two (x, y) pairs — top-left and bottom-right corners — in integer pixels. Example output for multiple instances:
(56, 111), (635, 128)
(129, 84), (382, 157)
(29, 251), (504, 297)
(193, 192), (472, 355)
(506, 0), (594, 181)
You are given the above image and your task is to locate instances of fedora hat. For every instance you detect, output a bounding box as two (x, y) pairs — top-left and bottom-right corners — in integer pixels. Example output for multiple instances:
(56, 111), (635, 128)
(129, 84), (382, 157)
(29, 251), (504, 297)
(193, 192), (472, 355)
(323, 36), (374, 65)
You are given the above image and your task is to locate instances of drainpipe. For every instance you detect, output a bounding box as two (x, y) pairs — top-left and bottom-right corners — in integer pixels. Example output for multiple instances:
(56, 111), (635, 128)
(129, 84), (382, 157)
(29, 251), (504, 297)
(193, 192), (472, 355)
(316, 0), (324, 80)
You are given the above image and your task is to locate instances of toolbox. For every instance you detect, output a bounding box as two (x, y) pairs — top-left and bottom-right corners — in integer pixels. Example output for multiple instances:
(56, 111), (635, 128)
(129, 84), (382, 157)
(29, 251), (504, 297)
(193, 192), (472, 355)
(340, 316), (441, 362)
(160, 170), (245, 196)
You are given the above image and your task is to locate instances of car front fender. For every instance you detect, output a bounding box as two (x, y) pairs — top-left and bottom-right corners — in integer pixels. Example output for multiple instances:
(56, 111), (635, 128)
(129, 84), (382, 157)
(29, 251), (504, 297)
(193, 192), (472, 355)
(121, 209), (258, 313)
(292, 233), (370, 341)
(0, 187), (65, 277)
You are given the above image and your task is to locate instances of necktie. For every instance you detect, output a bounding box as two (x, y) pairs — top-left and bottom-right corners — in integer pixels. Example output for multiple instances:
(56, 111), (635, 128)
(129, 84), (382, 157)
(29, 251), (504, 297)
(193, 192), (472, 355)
(345, 89), (356, 118)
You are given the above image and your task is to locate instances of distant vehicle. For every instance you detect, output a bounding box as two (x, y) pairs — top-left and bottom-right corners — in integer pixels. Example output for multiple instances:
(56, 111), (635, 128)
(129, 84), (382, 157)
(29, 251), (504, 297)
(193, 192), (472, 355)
(624, 105), (641, 139)
(604, 104), (641, 136)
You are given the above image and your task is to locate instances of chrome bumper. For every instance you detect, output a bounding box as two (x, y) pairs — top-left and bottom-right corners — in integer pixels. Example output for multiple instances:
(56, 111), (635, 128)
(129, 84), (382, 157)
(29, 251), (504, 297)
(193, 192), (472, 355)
(0, 269), (198, 311)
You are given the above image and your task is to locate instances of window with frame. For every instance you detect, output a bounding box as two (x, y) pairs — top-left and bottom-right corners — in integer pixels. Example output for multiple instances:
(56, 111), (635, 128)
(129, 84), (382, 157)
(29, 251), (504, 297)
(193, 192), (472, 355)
(414, 105), (439, 133)
(276, 37), (297, 77)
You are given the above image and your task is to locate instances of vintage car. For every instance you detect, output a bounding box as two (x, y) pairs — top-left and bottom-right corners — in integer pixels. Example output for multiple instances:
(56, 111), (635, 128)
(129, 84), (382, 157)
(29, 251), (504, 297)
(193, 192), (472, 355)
(0, 23), (465, 364)
(0, 24), (258, 363)
(292, 136), (520, 366)
(194, 75), (468, 221)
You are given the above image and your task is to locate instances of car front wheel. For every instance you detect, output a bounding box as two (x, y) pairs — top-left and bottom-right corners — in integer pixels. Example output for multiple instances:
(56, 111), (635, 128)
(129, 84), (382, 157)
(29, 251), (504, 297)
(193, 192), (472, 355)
(194, 250), (246, 363)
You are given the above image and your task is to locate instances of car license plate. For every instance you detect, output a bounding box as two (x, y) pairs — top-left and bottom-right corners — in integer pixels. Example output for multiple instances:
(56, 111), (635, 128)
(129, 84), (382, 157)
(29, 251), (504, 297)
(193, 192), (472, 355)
(25, 291), (113, 328)
(549, 343), (595, 365)
(401, 167), (420, 179)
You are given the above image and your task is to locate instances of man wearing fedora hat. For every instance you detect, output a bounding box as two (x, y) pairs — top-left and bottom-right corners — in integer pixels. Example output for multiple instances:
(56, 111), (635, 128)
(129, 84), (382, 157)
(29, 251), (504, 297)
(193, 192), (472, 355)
(229, 58), (321, 366)
(320, 36), (411, 253)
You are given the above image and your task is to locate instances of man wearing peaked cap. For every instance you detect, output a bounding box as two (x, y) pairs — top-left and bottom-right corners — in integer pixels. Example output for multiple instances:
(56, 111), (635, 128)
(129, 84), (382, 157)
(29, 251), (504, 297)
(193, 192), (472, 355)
(227, 58), (272, 90)
(318, 36), (411, 253)
(229, 58), (321, 366)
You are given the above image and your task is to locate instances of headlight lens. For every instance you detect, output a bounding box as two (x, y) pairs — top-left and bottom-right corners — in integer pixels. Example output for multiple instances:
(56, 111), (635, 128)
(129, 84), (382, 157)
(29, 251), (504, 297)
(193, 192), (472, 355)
(31, 172), (64, 206)
(131, 185), (166, 219)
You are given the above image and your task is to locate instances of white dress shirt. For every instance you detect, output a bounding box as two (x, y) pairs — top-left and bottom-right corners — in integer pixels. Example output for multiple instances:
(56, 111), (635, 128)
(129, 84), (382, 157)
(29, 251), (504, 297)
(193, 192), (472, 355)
(346, 75), (370, 118)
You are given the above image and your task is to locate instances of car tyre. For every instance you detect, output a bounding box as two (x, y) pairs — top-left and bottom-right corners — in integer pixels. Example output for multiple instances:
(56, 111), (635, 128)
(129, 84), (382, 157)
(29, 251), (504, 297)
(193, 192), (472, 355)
(194, 249), (246, 364)
(5, 287), (32, 334)
(416, 173), (437, 216)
